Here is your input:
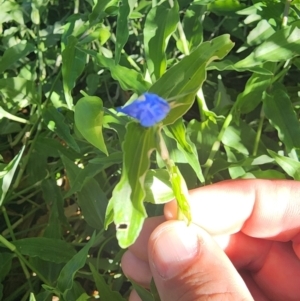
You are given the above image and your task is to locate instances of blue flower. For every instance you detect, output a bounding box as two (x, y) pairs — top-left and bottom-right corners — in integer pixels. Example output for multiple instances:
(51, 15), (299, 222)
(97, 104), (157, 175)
(116, 93), (170, 127)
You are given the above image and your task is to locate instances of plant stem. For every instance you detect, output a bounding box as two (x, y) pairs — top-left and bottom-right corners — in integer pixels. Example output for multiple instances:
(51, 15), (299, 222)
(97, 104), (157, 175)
(203, 112), (233, 178)
(253, 107), (265, 156)
(0, 235), (51, 286)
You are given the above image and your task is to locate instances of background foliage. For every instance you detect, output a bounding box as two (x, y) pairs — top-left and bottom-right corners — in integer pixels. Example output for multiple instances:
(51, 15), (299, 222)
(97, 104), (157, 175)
(1, 0), (300, 300)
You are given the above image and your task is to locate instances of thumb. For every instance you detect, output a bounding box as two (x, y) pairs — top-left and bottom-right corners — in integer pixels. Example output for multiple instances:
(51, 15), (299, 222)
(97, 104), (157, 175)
(148, 220), (254, 301)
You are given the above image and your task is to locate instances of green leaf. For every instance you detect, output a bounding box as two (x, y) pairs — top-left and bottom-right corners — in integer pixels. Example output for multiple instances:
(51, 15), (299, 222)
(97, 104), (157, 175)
(187, 119), (220, 165)
(0, 253), (13, 282)
(42, 106), (80, 152)
(235, 21), (300, 68)
(182, 3), (204, 51)
(115, 0), (137, 63)
(169, 164), (191, 222)
(263, 88), (300, 152)
(74, 96), (108, 155)
(144, 169), (174, 204)
(150, 34), (234, 124)
(89, 263), (126, 301)
(41, 179), (68, 239)
(77, 178), (107, 229)
(57, 233), (95, 297)
(62, 36), (87, 109)
(96, 54), (150, 94)
(234, 72), (272, 114)
(13, 238), (76, 263)
(106, 123), (157, 248)
(0, 77), (38, 107)
(144, 0), (179, 81)
(268, 150), (300, 180)
(89, 0), (111, 23)
(0, 41), (35, 73)
(246, 19), (276, 46)
(131, 280), (153, 301)
(165, 119), (204, 183)
(0, 146), (24, 206)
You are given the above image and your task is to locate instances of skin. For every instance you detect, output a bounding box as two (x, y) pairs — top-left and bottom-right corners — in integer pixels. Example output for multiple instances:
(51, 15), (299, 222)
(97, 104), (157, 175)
(121, 179), (300, 301)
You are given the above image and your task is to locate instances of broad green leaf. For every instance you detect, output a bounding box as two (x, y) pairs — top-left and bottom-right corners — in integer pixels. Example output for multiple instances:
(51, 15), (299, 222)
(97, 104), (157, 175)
(89, 0), (111, 23)
(0, 77), (38, 107)
(13, 238), (76, 263)
(106, 123), (156, 248)
(62, 36), (87, 109)
(144, 0), (179, 81)
(89, 264), (126, 301)
(61, 154), (118, 198)
(115, 0), (137, 63)
(42, 106), (79, 152)
(0, 146), (24, 206)
(165, 119), (204, 183)
(0, 253), (13, 282)
(131, 280), (153, 301)
(150, 34), (234, 125)
(207, 59), (273, 75)
(41, 179), (68, 239)
(144, 169), (174, 204)
(268, 150), (300, 180)
(224, 146), (246, 179)
(182, 3), (204, 51)
(0, 41), (35, 73)
(208, 0), (245, 15)
(247, 19), (276, 46)
(263, 88), (300, 152)
(234, 72), (272, 114)
(222, 126), (249, 155)
(235, 21), (300, 68)
(74, 96), (108, 155)
(35, 137), (78, 160)
(77, 178), (107, 229)
(96, 54), (150, 94)
(187, 119), (220, 165)
(57, 233), (95, 297)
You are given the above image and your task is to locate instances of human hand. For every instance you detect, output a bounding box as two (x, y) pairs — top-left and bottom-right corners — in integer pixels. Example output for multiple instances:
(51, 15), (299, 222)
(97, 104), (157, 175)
(121, 179), (300, 301)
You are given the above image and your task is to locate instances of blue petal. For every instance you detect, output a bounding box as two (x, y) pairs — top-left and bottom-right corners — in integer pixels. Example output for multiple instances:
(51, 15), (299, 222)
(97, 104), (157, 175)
(116, 93), (170, 127)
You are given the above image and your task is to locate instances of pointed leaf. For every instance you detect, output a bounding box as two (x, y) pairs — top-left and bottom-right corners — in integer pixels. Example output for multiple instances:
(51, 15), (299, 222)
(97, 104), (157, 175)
(57, 233), (95, 296)
(62, 36), (87, 109)
(13, 238), (76, 263)
(42, 106), (79, 152)
(263, 88), (300, 152)
(0, 146), (25, 206)
(144, 0), (179, 80)
(0, 41), (35, 73)
(74, 96), (108, 155)
(89, 264), (126, 301)
(149, 34), (234, 125)
(115, 0), (137, 63)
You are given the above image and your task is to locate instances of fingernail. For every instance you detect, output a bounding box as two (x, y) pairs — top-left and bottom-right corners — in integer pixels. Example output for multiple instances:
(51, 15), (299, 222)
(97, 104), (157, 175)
(150, 222), (200, 280)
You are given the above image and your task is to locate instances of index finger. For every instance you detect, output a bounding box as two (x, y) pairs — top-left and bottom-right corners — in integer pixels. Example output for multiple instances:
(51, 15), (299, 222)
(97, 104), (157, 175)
(165, 179), (300, 242)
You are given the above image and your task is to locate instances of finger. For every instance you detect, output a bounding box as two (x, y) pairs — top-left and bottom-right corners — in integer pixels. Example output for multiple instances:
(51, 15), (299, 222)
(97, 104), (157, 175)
(129, 289), (142, 301)
(165, 179), (300, 241)
(225, 232), (300, 300)
(121, 250), (152, 287)
(148, 220), (254, 301)
(129, 216), (165, 261)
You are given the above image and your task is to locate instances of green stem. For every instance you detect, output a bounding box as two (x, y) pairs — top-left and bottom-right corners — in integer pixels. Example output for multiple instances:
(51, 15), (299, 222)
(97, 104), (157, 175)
(203, 112), (233, 178)
(0, 235), (51, 286)
(252, 108), (264, 156)
(2, 206), (16, 240)
(282, 0), (291, 27)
